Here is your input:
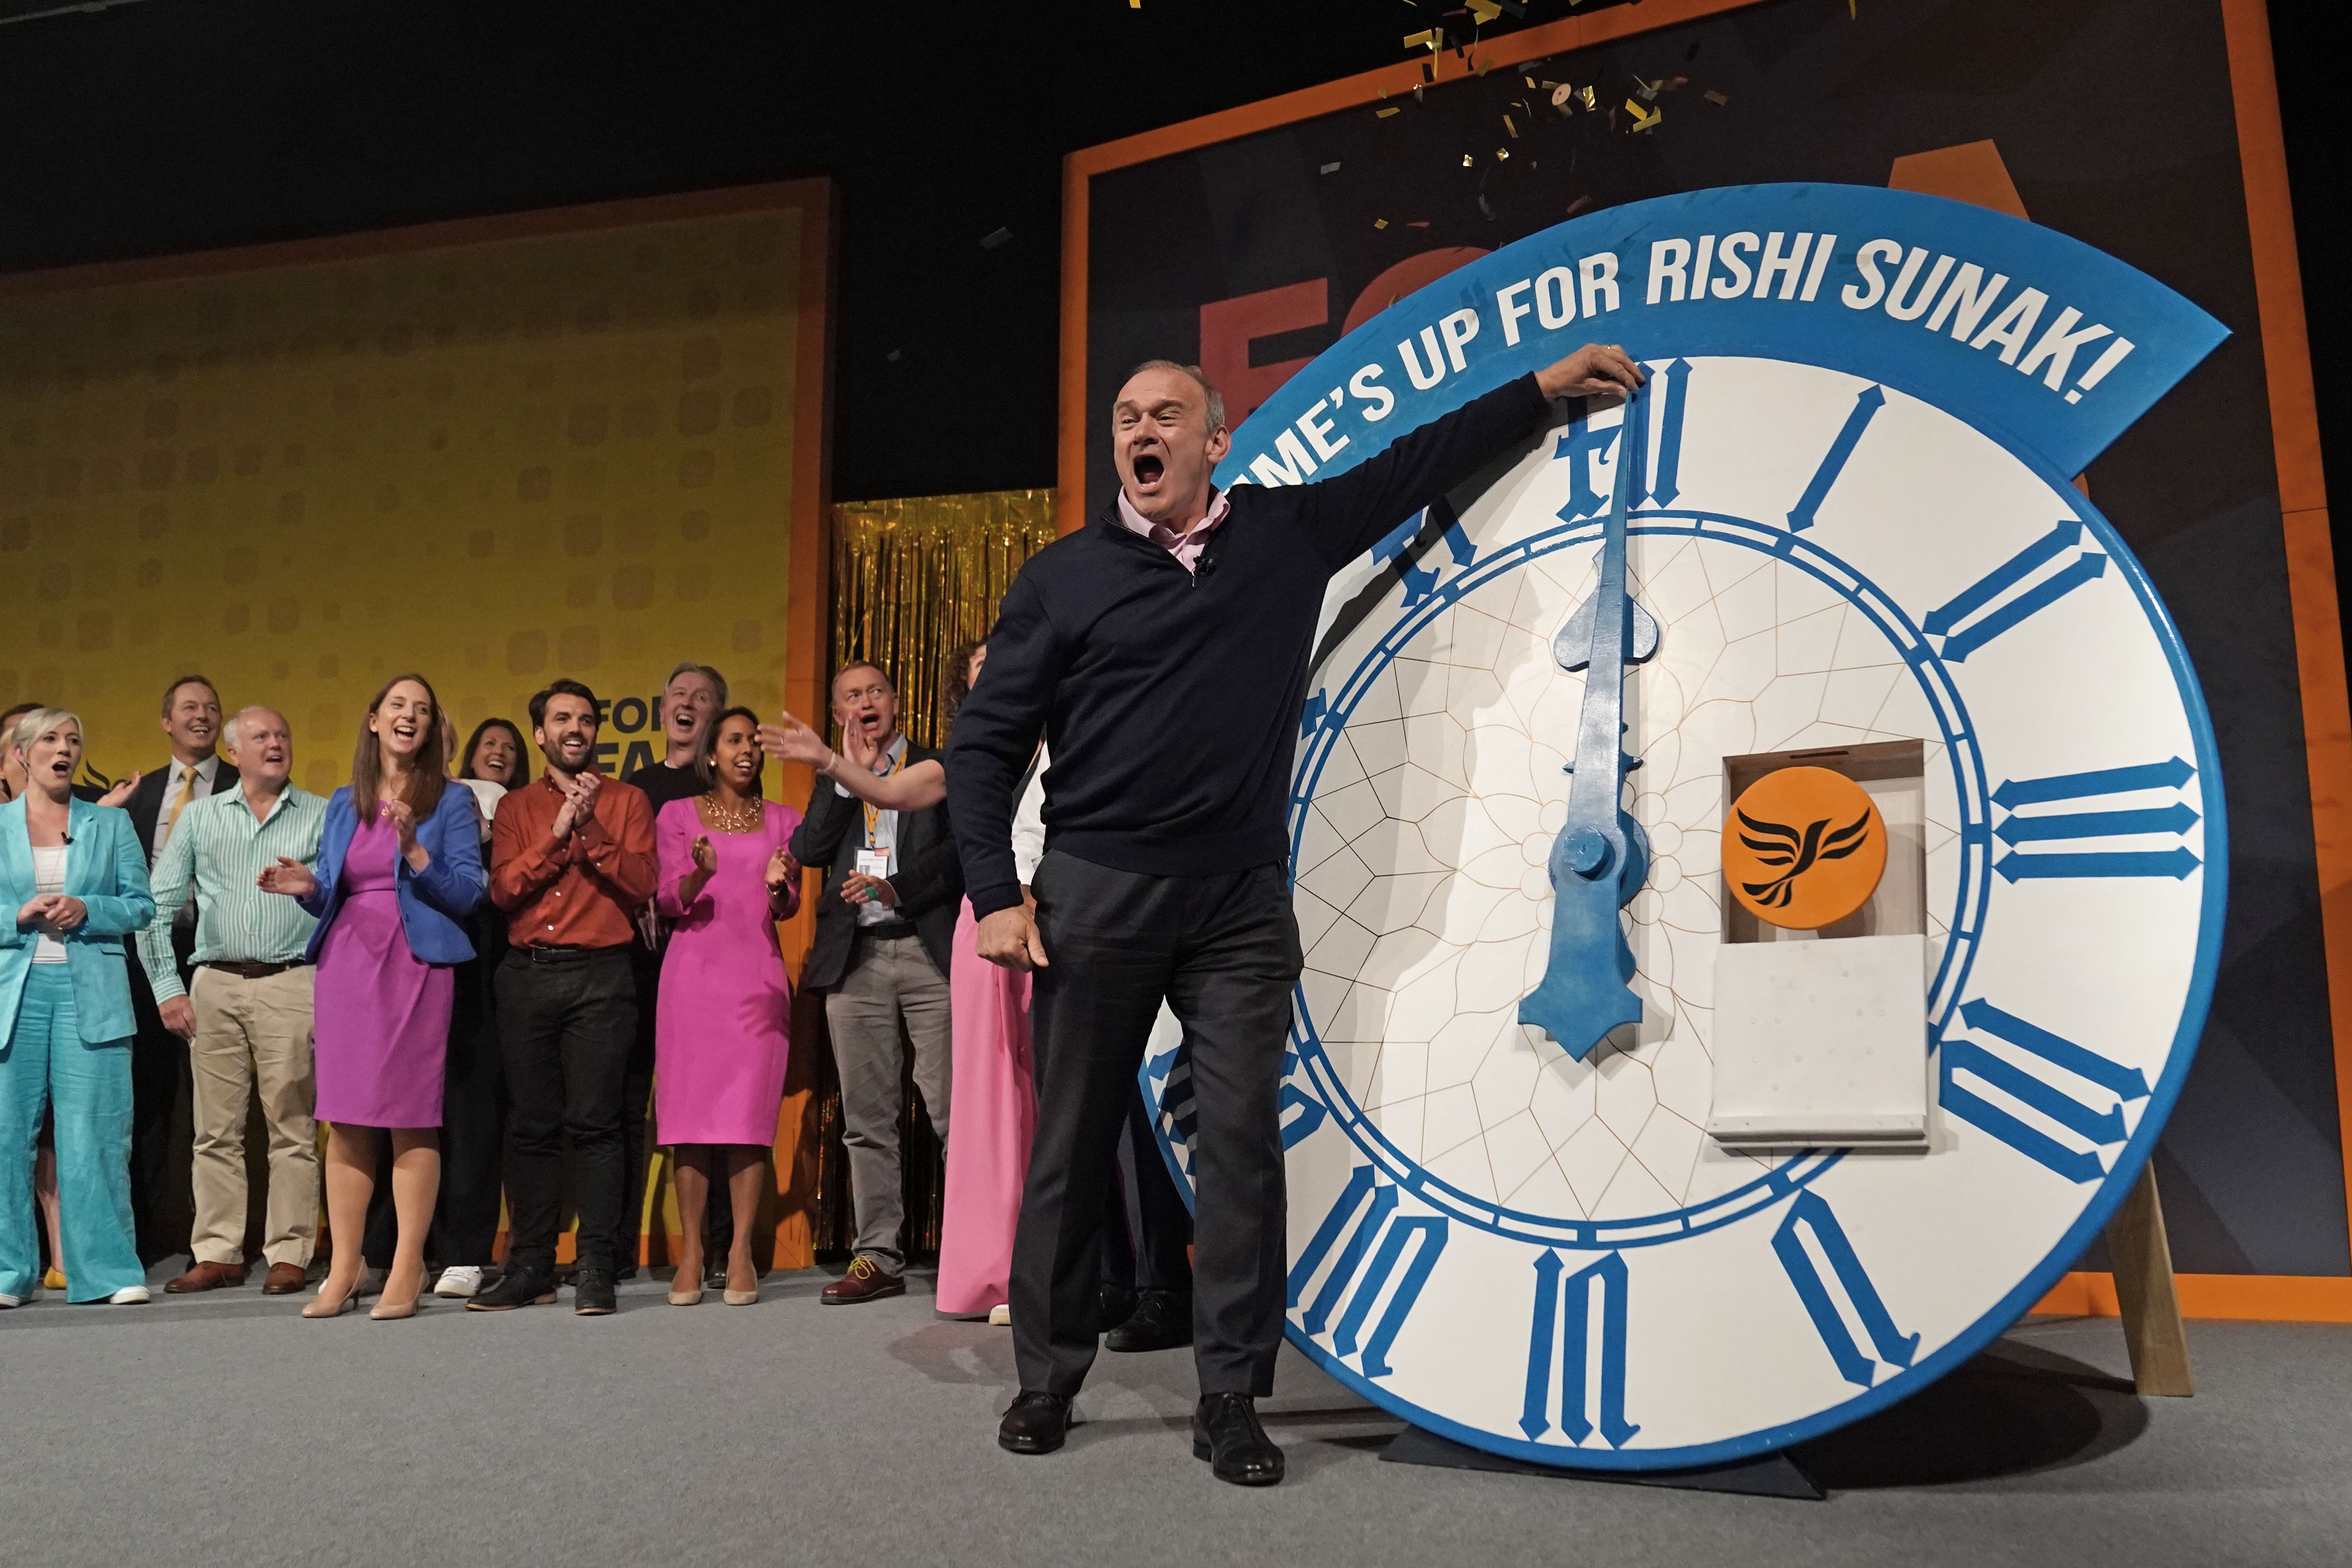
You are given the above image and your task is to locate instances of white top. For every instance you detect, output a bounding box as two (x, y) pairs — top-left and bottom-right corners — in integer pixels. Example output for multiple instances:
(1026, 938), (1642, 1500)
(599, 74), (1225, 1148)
(458, 777), (506, 842)
(1011, 742), (1049, 886)
(30, 843), (68, 963)
(837, 734), (908, 927)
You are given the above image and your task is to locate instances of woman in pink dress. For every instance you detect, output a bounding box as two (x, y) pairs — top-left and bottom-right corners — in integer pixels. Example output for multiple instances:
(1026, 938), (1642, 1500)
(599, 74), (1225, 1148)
(760, 642), (1041, 1319)
(653, 707), (802, 1306)
(259, 675), (484, 1321)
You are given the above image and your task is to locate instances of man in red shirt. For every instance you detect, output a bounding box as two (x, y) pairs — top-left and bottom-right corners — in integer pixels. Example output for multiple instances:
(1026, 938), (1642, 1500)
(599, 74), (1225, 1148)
(469, 679), (657, 1316)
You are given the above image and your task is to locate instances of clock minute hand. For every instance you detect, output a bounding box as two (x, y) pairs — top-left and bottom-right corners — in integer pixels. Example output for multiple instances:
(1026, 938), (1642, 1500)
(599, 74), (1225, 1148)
(1519, 392), (1655, 1063)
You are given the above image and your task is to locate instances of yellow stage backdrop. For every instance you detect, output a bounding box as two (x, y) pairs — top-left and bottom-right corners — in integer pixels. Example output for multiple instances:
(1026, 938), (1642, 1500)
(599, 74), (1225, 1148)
(0, 183), (839, 1268)
(0, 185), (833, 800)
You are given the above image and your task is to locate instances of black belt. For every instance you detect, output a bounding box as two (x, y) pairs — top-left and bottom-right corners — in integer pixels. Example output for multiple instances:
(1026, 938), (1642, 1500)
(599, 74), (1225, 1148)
(511, 942), (633, 965)
(201, 959), (309, 980)
(853, 920), (920, 942)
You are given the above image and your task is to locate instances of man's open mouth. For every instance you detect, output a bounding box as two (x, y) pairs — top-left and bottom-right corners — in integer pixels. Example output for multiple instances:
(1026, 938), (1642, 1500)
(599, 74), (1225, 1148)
(1132, 452), (1165, 487)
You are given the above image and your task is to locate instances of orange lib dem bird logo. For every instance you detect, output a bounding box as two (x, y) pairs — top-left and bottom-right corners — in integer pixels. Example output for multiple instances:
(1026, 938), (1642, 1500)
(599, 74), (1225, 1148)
(1722, 765), (1888, 931)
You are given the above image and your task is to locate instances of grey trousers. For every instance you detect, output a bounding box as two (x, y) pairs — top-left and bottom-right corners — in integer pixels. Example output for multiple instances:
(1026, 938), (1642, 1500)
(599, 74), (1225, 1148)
(824, 931), (952, 1272)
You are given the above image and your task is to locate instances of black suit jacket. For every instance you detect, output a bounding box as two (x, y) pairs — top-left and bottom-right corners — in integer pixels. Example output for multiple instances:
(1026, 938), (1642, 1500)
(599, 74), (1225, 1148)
(127, 755), (239, 861)
(123, 755), (239, 1009)
(788, 740), (962, 992)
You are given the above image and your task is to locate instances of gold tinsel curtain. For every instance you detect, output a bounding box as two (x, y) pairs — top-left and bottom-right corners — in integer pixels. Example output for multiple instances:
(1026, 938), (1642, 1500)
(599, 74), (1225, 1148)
(811, 488), (1057, 1258)
(827, 489), (1060, 746)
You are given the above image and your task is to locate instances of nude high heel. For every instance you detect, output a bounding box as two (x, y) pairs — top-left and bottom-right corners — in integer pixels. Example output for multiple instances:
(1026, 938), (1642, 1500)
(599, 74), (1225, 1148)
(302, 1279), (358, 1318)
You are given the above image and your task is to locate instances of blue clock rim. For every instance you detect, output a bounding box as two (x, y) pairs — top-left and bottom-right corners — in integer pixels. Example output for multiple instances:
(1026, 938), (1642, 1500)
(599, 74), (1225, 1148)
(1277, 507), (1993, 1249)
(1145, 365), (2228, 1471)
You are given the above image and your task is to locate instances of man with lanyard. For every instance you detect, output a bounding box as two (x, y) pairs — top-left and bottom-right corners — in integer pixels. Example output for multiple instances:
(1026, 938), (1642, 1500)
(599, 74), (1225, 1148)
(948, 345), (1641, 1483)
(140, 706), (327, 1296)
(788, 662), (962, 1304)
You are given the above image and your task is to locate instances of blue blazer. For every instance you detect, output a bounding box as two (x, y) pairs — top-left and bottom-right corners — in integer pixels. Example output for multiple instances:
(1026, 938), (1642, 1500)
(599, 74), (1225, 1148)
(300, 784), (486, 965)
(0, 796), (156, 1044)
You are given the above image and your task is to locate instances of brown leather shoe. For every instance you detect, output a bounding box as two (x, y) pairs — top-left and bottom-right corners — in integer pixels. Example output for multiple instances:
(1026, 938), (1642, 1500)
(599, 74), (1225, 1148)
(819, 1254), (906, 1305)
(262, 1262), (308, 1295)
(164, 1260), (247, 1294)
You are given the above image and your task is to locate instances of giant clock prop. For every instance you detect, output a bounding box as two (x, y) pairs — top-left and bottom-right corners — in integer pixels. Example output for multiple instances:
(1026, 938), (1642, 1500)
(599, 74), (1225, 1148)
(1143, 186), (2228, 1469)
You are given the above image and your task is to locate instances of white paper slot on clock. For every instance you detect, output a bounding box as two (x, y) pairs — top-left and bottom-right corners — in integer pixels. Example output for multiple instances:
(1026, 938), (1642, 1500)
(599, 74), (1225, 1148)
(1705, 935), (1931, 1147)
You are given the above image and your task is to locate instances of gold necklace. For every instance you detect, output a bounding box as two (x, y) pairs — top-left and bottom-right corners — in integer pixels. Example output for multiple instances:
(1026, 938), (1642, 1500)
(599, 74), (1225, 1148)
(701, 792), (763, 834)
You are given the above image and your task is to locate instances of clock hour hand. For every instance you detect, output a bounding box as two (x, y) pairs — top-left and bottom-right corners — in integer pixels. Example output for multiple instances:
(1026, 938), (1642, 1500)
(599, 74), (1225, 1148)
(1520, 392), (1656, 1062)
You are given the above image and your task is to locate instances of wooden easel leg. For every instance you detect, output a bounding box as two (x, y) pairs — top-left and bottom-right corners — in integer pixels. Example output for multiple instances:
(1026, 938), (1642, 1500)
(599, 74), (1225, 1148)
(2102, 1162), (2196, 1396)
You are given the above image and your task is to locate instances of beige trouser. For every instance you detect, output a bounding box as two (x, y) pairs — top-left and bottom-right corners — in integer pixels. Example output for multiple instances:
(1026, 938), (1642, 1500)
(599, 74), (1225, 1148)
(187, 965), (321, 1268)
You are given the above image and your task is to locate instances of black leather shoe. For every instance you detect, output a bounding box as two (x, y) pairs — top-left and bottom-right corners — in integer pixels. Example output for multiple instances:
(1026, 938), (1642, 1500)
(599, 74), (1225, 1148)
(997, 1391), (1075, 1455)
(1106, 1289), (1193, 1352)
(1098, 1283), (1138, 1333)
(573, 1266), (617, 1315)
(1193, 1393), (1284, 1486)
(465, 1264), (557, 1311)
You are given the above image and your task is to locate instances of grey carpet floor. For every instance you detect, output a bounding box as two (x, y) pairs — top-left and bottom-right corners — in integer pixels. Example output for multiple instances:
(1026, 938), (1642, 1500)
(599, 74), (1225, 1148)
(3, 1264), (2349, 1567)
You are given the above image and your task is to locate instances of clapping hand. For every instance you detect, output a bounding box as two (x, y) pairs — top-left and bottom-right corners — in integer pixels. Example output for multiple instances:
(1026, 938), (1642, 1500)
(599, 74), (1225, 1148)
(551, 768), (603, 838)
(840, 871), (897, 908)
(96, 771), (142, 810)
(256, 856), (318, 899)
(691, 834), (718, 875)
(764, 846), (797, 895)
(841, 726), (881, 773)
(385, 798), (420, 854)
(756, 711), (832, 769)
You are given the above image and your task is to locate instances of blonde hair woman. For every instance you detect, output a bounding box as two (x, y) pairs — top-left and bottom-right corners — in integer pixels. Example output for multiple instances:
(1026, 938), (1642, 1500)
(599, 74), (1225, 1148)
(0, 708), (157, 1307)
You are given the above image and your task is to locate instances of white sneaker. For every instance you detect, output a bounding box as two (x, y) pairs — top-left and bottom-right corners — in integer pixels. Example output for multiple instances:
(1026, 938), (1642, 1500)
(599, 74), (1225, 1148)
(433, 1265), (484, 1298)
(108, 1285), (151, 1305)
(987, 1303), (1012, 1326)
(0, 1292), (21, 1309)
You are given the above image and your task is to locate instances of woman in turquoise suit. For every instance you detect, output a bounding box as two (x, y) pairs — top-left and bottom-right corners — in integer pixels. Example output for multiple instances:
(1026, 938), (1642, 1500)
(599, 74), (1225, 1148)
(0, 708), (157, 1307)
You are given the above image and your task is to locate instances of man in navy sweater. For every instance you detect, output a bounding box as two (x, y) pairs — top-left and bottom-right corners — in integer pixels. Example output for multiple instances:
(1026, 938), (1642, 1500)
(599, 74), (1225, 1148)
(948, 342), (1642, 1484)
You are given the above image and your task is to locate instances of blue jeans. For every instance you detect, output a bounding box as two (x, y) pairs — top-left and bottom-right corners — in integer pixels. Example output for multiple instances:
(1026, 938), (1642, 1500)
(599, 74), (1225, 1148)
(0, 967), (141, 1301)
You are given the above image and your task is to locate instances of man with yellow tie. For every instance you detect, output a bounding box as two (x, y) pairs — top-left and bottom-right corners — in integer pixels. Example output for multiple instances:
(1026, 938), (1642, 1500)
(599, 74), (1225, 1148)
(120, 675), (235, 1268)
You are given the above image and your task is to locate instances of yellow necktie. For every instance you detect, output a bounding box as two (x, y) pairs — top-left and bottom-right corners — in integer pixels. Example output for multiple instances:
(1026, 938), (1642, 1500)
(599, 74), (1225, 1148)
(165, 767), (196, 835)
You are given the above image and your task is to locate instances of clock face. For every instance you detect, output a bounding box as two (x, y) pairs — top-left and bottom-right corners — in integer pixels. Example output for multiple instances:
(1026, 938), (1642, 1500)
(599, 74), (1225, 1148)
(1147, 353), (2223, 1468)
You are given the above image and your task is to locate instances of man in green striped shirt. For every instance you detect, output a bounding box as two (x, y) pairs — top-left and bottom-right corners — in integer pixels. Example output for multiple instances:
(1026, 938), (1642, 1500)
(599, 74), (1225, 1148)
(138, 706), (327, 1296)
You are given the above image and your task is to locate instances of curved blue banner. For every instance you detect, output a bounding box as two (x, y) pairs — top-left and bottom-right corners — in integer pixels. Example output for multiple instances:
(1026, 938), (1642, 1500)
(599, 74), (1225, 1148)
(1215, 183), (2226, 498)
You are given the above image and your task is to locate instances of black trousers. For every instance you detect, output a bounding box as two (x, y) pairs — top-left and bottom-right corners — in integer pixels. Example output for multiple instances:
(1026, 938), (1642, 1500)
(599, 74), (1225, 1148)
(496, 945), (636, 1276)
(1013, 852), (1296, 1398)
(1101, 1084), (1195, 1295)
(124, 945), (194, 1264)
(363, 913), (508, 1269)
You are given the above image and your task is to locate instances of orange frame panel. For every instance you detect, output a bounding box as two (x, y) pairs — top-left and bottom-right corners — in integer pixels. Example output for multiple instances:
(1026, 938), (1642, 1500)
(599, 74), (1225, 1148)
(1058, 1), (2350, 1321)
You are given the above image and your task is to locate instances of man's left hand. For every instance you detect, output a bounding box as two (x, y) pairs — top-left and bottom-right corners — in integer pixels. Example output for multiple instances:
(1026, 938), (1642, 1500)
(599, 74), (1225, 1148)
(1535, 344), (1645, 401)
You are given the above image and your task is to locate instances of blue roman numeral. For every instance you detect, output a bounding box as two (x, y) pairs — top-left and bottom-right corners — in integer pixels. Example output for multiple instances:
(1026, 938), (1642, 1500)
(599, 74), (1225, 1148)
(1785, 383), (1884, 532)
(1519, 1250), (1640, 1447)
(1288, 1166), (1448, 1379)
(1552, 411), (1623, 521)
(1990, 755), (2201, 882)
(1642, 358), (1689, 507)
(1278, 1083), (1327, 1149)
(1773, 1190), (1920, 1390)
(1940, 999), (2151, 1184)
(1922, 520), (2109, 662)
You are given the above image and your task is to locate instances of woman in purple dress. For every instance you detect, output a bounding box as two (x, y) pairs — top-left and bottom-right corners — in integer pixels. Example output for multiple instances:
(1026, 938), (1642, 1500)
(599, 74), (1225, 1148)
(653, 708), (801, 1306)
(258, 675), (484, 1320)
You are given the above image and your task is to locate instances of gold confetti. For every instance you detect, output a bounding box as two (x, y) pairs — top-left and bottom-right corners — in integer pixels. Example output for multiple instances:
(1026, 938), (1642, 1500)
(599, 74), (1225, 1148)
(1579, 85), (1597, 109)
(1496, 147), (1510, 160)
(1374, 218), (1390, 229)
(1462, 153), (1475, 167)
(1468, 0), (1502, 21)
(1567, 195), (1593, 216)
(1524, 75), (1538, 88)
(1504, 114), (1519, 137)
(1705, 89), (1729, 105)
(1627, 99), (1663, 132)
(1403, 28), (1439, 49)
(1376, 106), (1401, 118)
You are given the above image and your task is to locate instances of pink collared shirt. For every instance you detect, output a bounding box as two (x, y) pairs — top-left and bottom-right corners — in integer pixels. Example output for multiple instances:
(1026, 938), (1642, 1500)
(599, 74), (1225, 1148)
(1117, 486), (1231, 574)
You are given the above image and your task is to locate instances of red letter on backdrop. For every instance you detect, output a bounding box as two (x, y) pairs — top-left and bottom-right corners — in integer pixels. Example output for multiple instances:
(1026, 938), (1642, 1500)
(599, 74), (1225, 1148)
(1198, 280), (1328, 431)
